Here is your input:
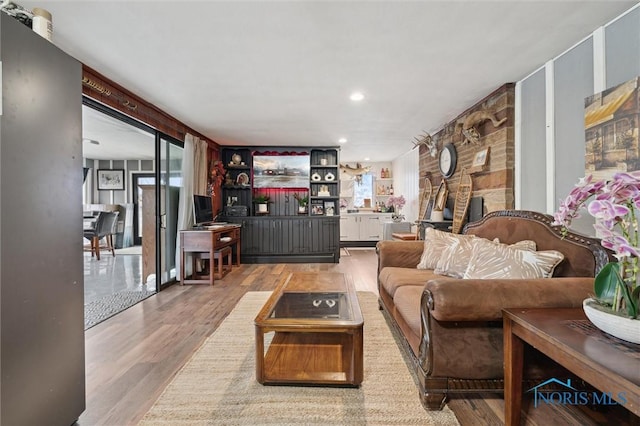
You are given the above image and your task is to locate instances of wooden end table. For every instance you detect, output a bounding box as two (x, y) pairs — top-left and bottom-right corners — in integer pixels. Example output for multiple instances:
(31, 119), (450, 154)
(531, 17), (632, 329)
(254, 272), (364, 386)
(503, 308), (640, 426)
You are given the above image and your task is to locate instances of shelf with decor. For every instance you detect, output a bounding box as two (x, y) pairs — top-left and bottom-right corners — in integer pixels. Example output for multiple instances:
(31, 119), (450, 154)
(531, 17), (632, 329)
(309, 148), (340, 217)
(221, 148), (253, 215)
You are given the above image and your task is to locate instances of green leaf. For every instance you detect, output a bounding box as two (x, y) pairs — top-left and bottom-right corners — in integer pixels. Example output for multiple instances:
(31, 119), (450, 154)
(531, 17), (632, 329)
(620, 280), (639, 319)
(593, 262), (621, 305)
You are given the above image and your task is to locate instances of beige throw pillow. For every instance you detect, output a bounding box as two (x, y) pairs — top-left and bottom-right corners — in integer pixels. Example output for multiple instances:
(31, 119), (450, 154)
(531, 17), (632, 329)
(463, 238), (564, 279)
(417, 228), (461, 270)
(434, 238), (475, 278)
(435, 238), (537, 279)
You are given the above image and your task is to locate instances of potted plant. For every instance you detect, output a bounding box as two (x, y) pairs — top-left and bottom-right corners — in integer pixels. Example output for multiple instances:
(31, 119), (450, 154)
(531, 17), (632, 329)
(253, 194), (271, 214)
(293, 193), (308, 214)
(386, 195), (406, 223)
(553, 172), (639, 343)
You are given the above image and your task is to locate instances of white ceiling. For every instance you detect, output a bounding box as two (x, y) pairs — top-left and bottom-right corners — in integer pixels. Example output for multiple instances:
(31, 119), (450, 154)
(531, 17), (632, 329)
(22, 0), (638, 162)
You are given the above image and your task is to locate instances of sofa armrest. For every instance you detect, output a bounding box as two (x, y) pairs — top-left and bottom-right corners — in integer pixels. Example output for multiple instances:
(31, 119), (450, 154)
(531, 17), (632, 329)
(376, 240), (424, 270)
(424, 277), (594, 322)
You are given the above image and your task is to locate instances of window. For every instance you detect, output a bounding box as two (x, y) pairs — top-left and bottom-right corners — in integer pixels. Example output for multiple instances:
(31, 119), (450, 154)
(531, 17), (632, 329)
(353, 174), (373, 208)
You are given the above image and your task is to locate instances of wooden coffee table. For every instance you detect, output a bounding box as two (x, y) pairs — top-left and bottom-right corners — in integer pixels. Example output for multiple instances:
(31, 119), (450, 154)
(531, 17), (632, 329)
(254, 272), (364, 386)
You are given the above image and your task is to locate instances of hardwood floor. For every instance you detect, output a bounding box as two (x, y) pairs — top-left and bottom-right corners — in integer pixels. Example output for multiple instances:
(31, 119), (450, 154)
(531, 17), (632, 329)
(78, 248), (638, 426)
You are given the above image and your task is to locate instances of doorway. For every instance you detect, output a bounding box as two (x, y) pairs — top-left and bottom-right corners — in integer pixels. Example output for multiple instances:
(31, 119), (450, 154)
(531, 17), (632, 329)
(82, 98), (184, 327)
(132, 173), (155, 246)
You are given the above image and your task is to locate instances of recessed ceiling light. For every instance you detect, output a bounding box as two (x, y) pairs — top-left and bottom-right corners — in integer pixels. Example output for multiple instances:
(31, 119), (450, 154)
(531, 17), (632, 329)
(338, 138), (347, 144)
(364, 157), (370, 161)
(349, 92), (364, 101)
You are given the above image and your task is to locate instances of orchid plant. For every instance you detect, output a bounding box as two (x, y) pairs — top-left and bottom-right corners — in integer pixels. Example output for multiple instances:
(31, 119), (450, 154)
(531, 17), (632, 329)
(553, 172), (640, 319)
(387, 195), (406, 221)
(386, 195), (406, 212)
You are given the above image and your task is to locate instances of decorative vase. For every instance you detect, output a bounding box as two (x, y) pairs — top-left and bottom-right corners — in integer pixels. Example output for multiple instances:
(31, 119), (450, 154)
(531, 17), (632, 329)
(257, 203), (268, 213)
(430, 209), (444, 222)
(582, 298), (640, 344)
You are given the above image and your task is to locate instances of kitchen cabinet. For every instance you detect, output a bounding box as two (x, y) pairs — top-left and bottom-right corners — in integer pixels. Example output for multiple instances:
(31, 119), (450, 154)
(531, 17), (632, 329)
(340, 214), (392, 242)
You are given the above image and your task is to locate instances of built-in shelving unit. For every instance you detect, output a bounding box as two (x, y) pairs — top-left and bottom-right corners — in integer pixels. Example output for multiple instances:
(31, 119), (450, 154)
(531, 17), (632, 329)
(219, 146), (340, 263)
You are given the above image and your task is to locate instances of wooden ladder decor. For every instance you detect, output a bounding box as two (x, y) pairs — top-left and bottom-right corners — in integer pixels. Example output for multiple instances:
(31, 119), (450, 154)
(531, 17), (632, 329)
(452, 170), (473, 234)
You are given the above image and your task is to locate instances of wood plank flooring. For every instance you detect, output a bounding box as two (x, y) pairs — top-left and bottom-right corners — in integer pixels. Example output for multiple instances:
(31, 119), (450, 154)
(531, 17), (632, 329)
(77, 248), (638, 426)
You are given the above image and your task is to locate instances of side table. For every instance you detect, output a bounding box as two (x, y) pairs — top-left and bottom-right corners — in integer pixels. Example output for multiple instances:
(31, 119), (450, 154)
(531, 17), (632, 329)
(503, 308), (640, 425)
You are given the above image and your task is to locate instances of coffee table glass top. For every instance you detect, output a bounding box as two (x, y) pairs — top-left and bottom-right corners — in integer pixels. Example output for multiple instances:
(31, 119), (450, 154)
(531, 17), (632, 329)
(269, 292), (352, 320)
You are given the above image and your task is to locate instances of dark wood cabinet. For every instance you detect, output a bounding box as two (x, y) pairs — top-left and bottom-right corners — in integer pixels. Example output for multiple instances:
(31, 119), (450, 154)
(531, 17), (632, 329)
(224, 216), (340, 263)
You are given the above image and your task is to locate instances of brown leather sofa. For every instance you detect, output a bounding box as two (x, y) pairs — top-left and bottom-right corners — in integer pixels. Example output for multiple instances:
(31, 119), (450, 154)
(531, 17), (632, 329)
(376, 210), (610, 410)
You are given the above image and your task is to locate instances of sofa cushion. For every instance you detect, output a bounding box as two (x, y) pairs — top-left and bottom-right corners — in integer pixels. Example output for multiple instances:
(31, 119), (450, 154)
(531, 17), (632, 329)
(463, 238), (565, 279)
(379, 267), (446, 298)
(393, 285), (424, 346)
(417, 228), (475, 270)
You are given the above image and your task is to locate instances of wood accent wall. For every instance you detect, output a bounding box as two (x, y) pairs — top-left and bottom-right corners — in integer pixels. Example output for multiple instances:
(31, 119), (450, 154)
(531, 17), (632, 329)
(419, 83), (515, 215)
(81, 65), (220, 157)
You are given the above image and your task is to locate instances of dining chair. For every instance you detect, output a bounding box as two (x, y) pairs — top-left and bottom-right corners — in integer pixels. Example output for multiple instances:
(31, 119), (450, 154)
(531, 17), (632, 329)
(83, 211), (119, 260)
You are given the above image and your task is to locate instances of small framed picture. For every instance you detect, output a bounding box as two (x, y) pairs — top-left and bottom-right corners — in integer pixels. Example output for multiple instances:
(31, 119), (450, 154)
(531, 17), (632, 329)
(97, 169), (125, 190)
(311, 203), (324, 216)
(471, 147), (490, 169)
(324, 201), (335, 216)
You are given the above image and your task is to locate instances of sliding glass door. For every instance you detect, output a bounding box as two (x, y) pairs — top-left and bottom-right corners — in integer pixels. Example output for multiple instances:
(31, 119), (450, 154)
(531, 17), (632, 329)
(158, 135), (183, 288)
(83, 97), (184, 294)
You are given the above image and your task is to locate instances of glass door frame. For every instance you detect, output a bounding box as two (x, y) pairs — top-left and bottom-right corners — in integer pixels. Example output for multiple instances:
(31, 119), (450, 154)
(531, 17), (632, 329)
(156, 133), (184, 290)
(82, 96), (183, 293)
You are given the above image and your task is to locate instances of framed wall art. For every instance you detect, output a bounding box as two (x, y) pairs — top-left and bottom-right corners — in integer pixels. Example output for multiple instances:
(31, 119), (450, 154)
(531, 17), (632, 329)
(472, 147), (490, 168)
(97, 169), (125, 190)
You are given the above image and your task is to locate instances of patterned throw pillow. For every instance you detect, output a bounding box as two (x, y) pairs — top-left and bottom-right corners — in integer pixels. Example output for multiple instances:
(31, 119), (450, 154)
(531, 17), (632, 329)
(435, 238), (537, 278)
(434, 238), (475, 278)
(463, 238), (564, 279)
(416, 228), (474, 270)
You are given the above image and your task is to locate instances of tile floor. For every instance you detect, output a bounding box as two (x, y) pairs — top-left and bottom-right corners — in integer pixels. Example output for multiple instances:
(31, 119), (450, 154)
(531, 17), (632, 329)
(83, 247), (156, 326)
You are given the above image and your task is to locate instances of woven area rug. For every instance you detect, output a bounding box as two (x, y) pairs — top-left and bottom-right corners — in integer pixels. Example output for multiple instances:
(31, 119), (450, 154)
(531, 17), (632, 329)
(84, 290), (155, 330)
(139, 291), (460, 425)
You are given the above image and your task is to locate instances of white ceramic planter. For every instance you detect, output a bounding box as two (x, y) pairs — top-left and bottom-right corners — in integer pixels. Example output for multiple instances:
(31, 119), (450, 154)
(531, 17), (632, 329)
(258, 203), (268, 213)
(582, 298), (640, 344)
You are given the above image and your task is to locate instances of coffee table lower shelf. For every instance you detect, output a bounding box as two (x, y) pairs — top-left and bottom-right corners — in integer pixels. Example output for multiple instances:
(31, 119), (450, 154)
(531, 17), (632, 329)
(258, 331), (360, 386)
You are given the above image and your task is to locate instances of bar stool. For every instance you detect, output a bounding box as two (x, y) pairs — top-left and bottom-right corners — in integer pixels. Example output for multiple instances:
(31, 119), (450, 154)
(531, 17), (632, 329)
(213, 246), (233, 279)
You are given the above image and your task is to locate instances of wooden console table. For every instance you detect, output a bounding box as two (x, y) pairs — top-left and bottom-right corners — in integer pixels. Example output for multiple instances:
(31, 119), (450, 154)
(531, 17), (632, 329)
(503, 308), (640, 426)
(179, 225), (241, 286)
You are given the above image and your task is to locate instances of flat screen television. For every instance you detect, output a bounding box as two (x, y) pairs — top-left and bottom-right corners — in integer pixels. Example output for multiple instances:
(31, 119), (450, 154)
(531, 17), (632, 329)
(253, 154), (310, 188)
(193, 194), (214, 226)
